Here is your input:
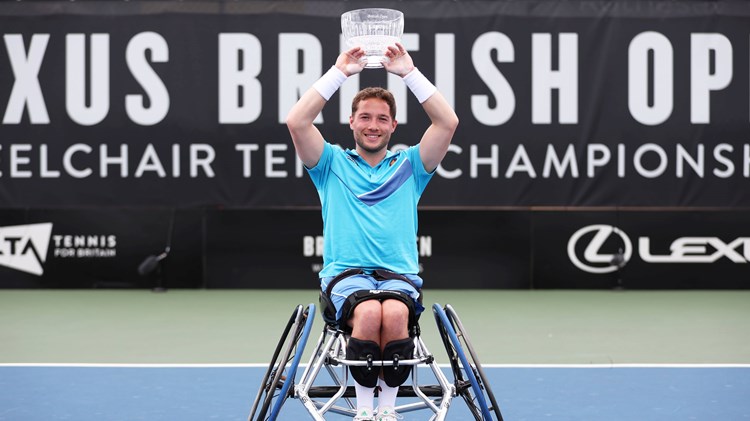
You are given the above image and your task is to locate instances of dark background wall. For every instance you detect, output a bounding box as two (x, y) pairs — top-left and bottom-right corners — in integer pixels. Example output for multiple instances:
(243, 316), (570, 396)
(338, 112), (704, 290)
(1, 1), (748, 288)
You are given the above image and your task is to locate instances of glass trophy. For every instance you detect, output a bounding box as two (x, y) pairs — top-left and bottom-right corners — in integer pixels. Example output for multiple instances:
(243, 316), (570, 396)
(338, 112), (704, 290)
(341, 8), (404, 68)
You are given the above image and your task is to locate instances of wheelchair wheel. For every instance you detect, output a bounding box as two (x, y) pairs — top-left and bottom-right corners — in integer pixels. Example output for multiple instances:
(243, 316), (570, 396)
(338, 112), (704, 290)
(433, 303), (503, 421)
(445, 304), (504, 421)
(248, 303), (315, 421)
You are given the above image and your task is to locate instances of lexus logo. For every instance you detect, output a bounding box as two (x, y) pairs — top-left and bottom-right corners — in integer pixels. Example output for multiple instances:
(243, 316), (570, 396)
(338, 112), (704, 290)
(568, 224), (750, 274)
(567, 225), (633, 274)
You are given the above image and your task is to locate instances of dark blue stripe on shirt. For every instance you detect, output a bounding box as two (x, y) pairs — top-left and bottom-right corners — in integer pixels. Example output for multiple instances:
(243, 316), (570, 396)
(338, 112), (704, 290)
(357, 159), (413, 206)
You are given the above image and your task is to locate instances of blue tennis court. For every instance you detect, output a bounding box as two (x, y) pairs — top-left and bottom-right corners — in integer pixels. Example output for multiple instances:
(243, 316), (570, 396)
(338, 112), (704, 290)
(2, 290), (749, 420)
(2, 364), (748, 420)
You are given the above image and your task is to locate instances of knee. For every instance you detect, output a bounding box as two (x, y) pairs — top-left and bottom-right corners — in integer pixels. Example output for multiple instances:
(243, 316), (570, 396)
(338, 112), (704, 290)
(349, 300), (382, 329)
(381, 299), (410, 328)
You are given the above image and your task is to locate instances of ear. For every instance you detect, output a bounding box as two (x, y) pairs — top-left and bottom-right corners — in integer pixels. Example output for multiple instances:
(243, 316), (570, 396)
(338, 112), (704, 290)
(349, 115), (354, 129)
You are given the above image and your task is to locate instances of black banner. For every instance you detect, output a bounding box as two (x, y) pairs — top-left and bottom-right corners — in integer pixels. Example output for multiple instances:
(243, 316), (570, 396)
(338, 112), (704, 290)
(3, 208), (745, 289)
(533, 209), (750, 289)
(1, 2), (749, 289)
(1, 1), (748, 208)
(204, 209), (531, 288)
(0, 208), (203, 288)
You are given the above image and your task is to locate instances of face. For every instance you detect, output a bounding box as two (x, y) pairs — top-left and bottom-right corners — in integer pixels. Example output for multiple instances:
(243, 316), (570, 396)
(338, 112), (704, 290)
(349, 98), (397, 157)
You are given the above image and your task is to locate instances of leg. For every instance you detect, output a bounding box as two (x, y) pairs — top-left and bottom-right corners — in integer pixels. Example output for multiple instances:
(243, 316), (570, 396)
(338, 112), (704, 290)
(330, 277), (421, 421)
(348, 299), (383, 342)
(347, 299), (413, 419)
(380, 299), (410, 348)
(377, 299), (414, 419)
(348, 298), (410, 346)
(347, 300), (383, 419)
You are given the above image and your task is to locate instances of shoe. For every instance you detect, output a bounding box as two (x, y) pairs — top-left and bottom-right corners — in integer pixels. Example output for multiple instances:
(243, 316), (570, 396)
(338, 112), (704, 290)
(353, 406), (375, 421)
(376, 406), (403, 421)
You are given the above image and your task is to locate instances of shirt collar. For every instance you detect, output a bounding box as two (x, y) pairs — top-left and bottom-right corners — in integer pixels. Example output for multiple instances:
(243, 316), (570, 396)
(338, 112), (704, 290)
(345, 148), (396, 164)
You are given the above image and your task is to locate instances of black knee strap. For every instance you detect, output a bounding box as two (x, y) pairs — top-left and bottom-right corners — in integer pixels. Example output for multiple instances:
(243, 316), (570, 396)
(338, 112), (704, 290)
(320, 268), (423, 329)
(346, 337), (381, 388)
(382, 337), (415, 387)
(341, 289), (417, 327)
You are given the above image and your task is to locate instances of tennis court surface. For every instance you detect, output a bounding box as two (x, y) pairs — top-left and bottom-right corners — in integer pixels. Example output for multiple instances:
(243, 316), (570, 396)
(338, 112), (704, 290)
(2, 289), (749, 420)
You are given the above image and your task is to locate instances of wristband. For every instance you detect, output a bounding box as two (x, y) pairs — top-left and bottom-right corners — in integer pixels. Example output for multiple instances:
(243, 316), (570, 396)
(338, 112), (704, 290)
(403, 68), (437, 103)
(313, 66), (348, 101)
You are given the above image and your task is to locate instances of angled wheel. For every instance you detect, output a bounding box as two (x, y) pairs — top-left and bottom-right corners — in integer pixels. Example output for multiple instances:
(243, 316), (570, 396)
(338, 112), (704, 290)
(445, 304), (504, 421)
(433, 303), (503, 421)
(248, 303), (315, 421)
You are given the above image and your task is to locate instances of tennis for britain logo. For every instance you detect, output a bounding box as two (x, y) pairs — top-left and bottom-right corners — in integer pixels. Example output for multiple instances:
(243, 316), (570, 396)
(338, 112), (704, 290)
(0, 223), (53, 275)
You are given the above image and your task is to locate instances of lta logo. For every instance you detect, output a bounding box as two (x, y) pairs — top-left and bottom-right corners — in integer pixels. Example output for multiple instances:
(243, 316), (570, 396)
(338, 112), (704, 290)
(0, 223), (53, 275)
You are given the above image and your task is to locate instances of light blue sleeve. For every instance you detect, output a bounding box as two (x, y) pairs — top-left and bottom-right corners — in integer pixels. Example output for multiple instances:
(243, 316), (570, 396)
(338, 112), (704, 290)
(305, 141), (333, 190)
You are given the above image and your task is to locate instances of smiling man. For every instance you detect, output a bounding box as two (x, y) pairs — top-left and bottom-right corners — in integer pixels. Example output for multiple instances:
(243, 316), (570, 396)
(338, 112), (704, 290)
(286, 43), (458, 421)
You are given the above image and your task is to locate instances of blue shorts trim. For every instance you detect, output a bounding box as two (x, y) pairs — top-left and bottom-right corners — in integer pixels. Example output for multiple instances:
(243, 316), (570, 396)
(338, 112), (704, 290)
(320, 274), (424, 321)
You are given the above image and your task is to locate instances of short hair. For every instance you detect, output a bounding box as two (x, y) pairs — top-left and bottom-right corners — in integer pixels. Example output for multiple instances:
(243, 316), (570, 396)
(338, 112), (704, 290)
(351, 87), (396, 120)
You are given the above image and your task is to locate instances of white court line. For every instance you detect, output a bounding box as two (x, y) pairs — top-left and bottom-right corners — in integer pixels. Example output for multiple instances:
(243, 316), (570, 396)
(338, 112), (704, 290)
(482, 363), (750, 368)
(1, 363), (749, 368)
(0, 363), (269, 368)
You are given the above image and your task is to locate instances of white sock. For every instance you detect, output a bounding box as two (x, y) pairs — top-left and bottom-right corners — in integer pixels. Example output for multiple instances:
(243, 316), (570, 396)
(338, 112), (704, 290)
(354, 381), (376, 413)
(377, 378), (399, 410)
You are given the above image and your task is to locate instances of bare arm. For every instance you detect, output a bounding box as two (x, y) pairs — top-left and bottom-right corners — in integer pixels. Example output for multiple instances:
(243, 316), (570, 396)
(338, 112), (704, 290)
(286, 86), (327, 168)
(384, 44), (459, 173)
(286, 47), (365, 168)
(415, 90), (459, 173)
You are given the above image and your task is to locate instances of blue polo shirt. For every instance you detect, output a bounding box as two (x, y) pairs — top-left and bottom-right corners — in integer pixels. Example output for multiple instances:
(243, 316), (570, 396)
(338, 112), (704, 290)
(306, 141), (434, 277)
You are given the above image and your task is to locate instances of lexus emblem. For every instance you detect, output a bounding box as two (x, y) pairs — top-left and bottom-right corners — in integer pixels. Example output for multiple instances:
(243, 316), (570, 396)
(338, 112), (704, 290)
(567, 225), (633, 274)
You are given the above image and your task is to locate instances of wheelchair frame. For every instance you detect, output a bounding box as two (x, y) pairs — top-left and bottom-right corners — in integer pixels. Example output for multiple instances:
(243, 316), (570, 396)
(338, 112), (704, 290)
(248, 302), (503, 421)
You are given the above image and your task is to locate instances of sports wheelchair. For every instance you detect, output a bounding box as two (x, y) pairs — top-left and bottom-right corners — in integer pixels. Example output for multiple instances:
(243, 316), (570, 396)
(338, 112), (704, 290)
(248, 292), (504, 421)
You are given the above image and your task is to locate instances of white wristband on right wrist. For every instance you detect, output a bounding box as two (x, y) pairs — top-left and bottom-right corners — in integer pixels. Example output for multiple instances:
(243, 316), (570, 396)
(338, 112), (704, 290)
(313, 66), (348, 101)
(403, 68), (437, 103)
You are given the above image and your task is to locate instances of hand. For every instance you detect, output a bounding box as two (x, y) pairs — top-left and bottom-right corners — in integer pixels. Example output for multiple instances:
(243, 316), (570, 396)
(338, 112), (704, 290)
(383, 43), (415, 77)
(335, 47), (366, 76)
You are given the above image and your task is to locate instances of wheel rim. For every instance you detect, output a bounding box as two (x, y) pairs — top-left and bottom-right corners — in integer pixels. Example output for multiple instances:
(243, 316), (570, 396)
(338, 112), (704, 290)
(268, 304), (315, 420)
(248, 305), (305, 421)
(446, 304), (504, 421)
(432, 303), (491, 420)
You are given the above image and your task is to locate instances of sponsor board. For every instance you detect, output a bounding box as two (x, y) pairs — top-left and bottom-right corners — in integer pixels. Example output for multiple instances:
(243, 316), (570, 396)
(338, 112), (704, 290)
(535, 210), (750, 289)
(0, 222), (116, 276)
(0, 209), (746, 289)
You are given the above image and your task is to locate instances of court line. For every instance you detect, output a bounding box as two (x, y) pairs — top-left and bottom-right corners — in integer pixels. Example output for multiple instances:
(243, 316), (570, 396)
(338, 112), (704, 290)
(2, 363), (749, 368)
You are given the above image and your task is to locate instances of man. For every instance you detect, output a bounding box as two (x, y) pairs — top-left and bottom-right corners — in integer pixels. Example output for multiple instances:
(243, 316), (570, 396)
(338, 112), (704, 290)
(286, 43), (458, 421)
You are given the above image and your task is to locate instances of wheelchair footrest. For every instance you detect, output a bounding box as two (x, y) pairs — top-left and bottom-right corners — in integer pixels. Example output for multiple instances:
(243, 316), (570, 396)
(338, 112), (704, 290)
(307, 385), (443, 398)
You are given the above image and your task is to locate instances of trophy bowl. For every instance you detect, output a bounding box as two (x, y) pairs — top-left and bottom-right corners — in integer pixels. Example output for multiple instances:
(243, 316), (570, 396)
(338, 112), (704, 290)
(341, 8), (404, 68)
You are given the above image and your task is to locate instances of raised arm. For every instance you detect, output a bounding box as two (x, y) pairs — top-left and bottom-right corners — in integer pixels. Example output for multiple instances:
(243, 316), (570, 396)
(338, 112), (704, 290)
(384, 44), (459, 173)
(286, 47), (365, 168)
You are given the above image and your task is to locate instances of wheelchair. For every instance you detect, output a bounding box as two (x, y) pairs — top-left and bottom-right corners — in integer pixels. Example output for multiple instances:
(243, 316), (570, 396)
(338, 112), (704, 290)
(248, 290), (504, 421)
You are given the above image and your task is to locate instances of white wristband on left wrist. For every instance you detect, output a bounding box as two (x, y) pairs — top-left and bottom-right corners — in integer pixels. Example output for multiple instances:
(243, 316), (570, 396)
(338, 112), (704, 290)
(313, 66), (348, 101)
(403, 68), (437, 103)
